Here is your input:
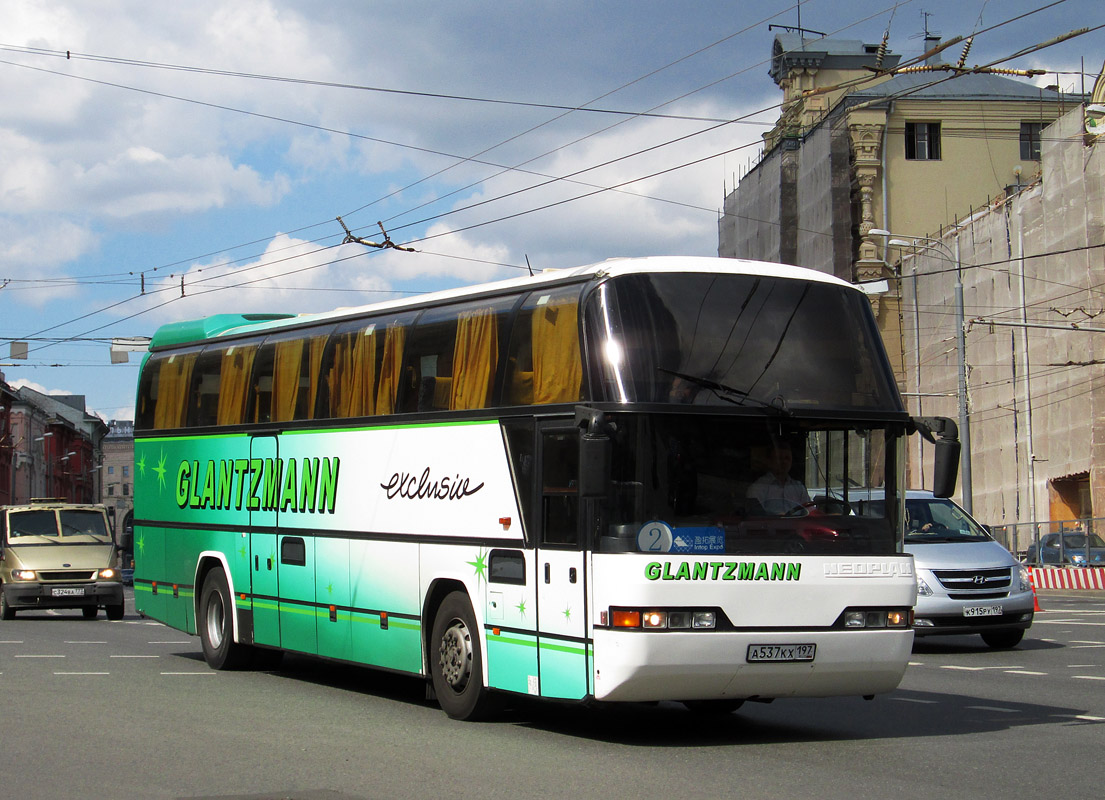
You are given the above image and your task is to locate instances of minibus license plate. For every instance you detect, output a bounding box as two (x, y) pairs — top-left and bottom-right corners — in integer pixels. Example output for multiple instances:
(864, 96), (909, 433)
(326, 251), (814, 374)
(747, 644), (816, 663)
(51, 587), (86, 597)
(963, 605), (1002, 617)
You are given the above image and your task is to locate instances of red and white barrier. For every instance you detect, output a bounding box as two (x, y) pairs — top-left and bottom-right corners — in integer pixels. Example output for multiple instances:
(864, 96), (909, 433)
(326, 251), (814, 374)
(1027, 566), (1105, 590)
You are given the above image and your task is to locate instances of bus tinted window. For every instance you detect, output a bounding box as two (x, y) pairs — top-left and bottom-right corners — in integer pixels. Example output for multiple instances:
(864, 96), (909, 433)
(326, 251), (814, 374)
(585, 273), (899, 411)
(505, 286), (583, 406)
(250, 327), (333, 423)
(401, 298), (515, 413)
(136, 347), (202, 430)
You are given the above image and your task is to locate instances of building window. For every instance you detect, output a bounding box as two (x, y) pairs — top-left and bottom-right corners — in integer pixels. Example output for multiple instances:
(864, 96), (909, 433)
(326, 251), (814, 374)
(108, 485), (115, 496)
(122, 465), (130, 477)
(107, 466), (114, 475)
(123, 483), (130, 496)
(905, 122), (941, 160)
(1020, 122), (1044, 160)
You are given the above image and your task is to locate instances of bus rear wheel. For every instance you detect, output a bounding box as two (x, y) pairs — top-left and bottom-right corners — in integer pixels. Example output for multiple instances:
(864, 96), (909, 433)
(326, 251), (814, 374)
(199, 567), (253, 670)
(430, 591), (492, 720)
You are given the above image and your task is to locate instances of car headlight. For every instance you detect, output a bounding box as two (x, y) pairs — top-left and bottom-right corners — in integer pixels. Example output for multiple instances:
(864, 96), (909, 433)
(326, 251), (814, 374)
(98, 568), (117, 580)
(1018, 565), (1032, 593)
(1070, 554), (1086, 565)
(917, 577), (933, 597)
(12, 569), (37, 581)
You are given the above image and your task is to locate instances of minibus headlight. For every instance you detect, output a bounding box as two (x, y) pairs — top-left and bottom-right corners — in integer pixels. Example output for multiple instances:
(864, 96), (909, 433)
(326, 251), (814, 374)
(98, 568), (117, 580)
(12, 569), (37, 581)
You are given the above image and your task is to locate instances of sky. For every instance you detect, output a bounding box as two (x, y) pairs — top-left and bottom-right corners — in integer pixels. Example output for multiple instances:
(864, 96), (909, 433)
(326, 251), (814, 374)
(2, 0), (1102, 423)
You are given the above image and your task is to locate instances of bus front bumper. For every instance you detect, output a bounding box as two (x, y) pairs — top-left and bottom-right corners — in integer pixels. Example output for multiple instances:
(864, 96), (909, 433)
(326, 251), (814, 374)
(591, 627), (914, 702)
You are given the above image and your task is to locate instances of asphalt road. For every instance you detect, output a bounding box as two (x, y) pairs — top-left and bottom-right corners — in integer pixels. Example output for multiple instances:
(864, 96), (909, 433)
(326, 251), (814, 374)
(2, 590), (1102, 800)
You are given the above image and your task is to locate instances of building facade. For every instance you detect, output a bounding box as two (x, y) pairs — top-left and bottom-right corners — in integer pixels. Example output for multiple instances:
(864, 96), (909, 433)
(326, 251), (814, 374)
(101, 419), (135, 544)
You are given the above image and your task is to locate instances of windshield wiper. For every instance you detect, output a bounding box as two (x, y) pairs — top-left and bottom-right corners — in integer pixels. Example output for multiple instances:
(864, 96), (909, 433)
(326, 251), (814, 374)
(659, 368), (792, 415)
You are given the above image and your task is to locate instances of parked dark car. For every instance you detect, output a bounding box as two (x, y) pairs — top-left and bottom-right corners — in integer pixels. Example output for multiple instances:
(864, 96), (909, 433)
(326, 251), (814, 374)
(1023, 532), (1105, 567)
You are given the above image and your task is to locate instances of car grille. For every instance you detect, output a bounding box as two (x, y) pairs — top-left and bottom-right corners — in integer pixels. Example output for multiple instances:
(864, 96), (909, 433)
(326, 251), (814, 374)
(37, 571), (97, 582)
(932, 567), (1011, 595)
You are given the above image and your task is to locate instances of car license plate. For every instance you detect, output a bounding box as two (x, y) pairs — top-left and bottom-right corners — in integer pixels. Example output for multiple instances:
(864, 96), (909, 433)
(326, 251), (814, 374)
(51, 587), (86, 597)
(963, 605), (1002, 617)
(747, 644), (816, 663)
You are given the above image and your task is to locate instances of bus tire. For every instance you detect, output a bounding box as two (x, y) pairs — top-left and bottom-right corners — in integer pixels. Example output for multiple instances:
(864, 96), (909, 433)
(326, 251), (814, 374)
(430, 591), (491, 720)
(199, 567), (252, 670)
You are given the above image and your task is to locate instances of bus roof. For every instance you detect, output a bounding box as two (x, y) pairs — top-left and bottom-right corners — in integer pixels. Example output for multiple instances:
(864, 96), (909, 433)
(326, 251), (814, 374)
(148, 257), (856, 349)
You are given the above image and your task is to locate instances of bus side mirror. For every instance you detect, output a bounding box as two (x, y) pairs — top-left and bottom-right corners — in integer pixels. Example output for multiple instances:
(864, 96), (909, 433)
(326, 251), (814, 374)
(911, 416), (960, 499)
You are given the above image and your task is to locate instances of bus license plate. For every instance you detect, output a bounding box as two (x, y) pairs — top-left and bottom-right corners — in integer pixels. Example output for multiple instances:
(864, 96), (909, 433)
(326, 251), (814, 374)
(51, 587), (86, 597)
(963, 605), (1002, 617)
(747, 644), (816, 663)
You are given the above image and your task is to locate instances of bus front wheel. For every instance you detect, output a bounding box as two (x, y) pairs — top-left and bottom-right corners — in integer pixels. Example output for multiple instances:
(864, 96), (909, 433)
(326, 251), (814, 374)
(199, 568), (252, 670)
(430, 591), (492, 720)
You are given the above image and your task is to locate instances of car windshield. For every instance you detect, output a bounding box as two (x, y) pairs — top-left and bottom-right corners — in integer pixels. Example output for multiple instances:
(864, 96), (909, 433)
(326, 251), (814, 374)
(900, 498), (990, 543)
(8, 510), (109, 540)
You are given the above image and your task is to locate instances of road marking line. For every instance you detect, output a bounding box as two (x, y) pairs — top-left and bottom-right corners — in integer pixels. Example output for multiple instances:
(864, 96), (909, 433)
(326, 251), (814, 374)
(148, 641), (191, 645)
(110, 655), (160, 658)
(14, 654), (65, 658)
(65, 641), (108, 645)
(967, 705), (1018, 713)
(54, 672), (109, 676)
(908, 661), (925, 666)
(1071, 715), (1105, 721)
(893, 697), (938, 704)
(1005, 670), (1047, 675)
(1071, 640), (1105, 645)
(1032, 620), (1105, 626)
(1072, 644), (1105, 649)
(160, 671), (213, 676)
(941, 665), (1021, 671)
(1072, 675), (1105, 681)
(0, 640), (24, 644)
(1067, 664), (1096, 668)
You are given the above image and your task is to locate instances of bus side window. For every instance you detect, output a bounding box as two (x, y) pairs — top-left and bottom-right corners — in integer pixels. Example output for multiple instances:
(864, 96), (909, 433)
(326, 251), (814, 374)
(319, 322), (380, 419)
(215, 343), (259, 426)
(188, 346), (223, 427)
(505, 287), (582, 407)
(141, 350), (200, 430)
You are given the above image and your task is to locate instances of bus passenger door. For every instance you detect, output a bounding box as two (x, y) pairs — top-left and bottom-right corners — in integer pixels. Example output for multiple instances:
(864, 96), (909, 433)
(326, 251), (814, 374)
(534, 426), (590, 699)
(249, 435), (280, 648)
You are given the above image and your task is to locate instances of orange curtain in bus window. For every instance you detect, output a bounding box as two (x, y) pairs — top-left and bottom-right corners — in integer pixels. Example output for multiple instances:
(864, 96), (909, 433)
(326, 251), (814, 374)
(532, 300), (581, 404)
(216, 346), (257, 426)
(272, 340), (303, 422)
(304, 335), (327, 419)
(375, 323), (406, 415)
(450, 308), (497, 410)
(153, 353), (196, 429)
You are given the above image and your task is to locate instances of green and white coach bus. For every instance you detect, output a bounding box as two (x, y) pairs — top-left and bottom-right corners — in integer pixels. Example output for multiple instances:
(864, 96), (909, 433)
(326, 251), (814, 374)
(132, 256), (959, 719)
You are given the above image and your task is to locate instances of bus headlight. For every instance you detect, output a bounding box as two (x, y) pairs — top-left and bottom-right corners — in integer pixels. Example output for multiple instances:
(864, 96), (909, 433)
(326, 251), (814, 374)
(606, 607), (717, 630)
(842, 608), (912, 628)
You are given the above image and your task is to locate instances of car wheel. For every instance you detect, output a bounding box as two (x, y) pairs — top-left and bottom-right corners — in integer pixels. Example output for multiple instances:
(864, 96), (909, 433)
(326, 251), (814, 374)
(106, 603), (125, 621)
(430, 591), (493, 720)
(199, 568), (253, 670)
(82, 606), (98, 619)
(981, 629), (1024, 649)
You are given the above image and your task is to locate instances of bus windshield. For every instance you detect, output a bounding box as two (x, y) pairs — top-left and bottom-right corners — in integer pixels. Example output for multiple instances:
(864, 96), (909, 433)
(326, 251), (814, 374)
(585, 272), (901, 412)
(597, 414), (903, 556)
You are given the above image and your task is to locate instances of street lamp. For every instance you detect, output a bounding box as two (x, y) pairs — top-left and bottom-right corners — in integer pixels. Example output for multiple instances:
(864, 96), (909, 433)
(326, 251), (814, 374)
(870, 228), (973, 514)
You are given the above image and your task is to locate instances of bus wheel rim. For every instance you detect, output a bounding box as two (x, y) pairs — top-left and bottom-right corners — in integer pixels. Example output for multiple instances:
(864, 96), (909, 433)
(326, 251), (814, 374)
(439, 619), (472, 690)
(206, 592), (225, 649)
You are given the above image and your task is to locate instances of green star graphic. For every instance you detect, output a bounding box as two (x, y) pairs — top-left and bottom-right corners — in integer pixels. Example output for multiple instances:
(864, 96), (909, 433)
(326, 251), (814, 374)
(136, 534), (146, 556)
(515, 599), (527, 617)
(562, 605), (572, 622)
(153, 449), (168, 493)
(467, 549), (488, 583)
(135, 451), (147, 477)
(326, 582), (334, 595)
(238, 544), (247, 560)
